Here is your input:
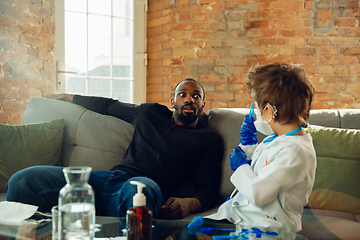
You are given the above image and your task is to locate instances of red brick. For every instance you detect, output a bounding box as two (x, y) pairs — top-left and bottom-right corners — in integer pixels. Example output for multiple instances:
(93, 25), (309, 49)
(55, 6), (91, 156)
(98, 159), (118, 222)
(310, 76), (323, 83)
(307, 37), (331, 46)
(151, 49), (172, 59)
(314, 93), (336, 101)
(321, 47), (338, 55)
(147, 26), (163, 37)
(295, 47), (317, 55)
(340, 95), (354, 103)
(335, 18), (357, 27)
(9, 111), (23, 123)
(147, 11), (162, 21)
(147, 66), (172, 77)
(184, 41), (204, 48)
(2, 100), (27, 111)
(200, 75), (226, 83)
(254, 38), (287, 46)
(317, 10), (332, 19)
(246, 29), (277, 38)
(192, 31), (208, 38)
(280, 30), (296, 37)
(173, 48), (195, 57)
(350, 64), (360, 74)
(279, 9), (296, 19)
(316, 0), (331, 8)
(148, 43), (163, 53)
(348, 1), (360, 8)
(171, 23), (201, 31)
(223, 39), (252, 47)
(3, 63), (13, 75)
(244, 20), (269, 29)
(178, 5), (202, 14)
(194, 14), (209, 22)
(340, 27), (360, 37)
(207, 92), (234, 101)
(0, 14), (13, 28)
(314, 83), (332, 93)
(347, 84), (360, 93)
(289, 37), (305, 46)
(312, 102), (328, 109)
(179, 13), (191, 22)
(269, 1), (303, 9)
(341, 47), (360, 55)
(216, 84), (226, 91)
(273, 20), (302, 28)
(331, 103), (348, 109)
(146, 92), (163, 102)
(147, 34), (170, 44)
(178, 0), (192, 4)
(148, 59), (163, 68)
(148, 84), (169, 93)
(0, 77), (26, 88)
(209, 101), (227, 108)
(305, 1), (313, 10)
(148, 15), (172, 28)
(0, 112), (9, 123)
(343, 9), (360, 17)
(317, 65), (334, 74)
(297, 10), (311, 18)
(148, 1), (171, 12)
(297, 28), (314, 37)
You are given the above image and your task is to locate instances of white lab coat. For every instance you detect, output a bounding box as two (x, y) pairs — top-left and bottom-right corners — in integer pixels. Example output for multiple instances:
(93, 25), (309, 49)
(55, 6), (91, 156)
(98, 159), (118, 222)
(206, 132), (316, 234)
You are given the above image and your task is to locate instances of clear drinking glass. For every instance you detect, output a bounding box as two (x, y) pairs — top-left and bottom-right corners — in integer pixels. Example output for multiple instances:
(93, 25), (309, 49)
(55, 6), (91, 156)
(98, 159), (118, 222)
(58, 167), (95, 240)
(52, 205), (60, 240)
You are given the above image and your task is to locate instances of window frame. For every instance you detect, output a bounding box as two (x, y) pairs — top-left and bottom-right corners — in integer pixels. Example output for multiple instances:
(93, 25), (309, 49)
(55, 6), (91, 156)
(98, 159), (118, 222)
(54, 0), (147, 104)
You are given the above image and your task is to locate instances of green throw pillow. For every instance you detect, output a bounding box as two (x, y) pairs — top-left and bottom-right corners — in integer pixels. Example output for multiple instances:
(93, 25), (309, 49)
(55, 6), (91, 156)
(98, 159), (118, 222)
(306, 125), (360, 214)
(0, 119), (65, 192)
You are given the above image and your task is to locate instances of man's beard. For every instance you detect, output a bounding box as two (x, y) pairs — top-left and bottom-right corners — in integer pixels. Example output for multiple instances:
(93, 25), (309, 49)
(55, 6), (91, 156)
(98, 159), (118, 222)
(174, 104), (203, 125)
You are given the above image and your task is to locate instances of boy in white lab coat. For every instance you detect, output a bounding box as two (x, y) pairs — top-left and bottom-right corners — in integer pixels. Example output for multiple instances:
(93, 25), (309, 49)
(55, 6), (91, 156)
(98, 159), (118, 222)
(206, 63), (317, 235)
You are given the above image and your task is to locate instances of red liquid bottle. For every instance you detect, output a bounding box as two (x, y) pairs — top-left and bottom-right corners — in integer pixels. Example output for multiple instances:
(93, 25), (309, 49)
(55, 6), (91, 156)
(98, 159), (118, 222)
(126, 181), (152, 240)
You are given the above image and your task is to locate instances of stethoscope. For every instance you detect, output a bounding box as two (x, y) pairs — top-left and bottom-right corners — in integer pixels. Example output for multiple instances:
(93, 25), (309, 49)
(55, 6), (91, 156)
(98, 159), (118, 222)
(263, 123), (308, 143)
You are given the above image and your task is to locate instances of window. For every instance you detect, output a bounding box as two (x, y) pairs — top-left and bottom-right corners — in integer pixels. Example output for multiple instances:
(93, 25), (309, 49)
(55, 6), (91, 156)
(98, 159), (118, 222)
(55, 0), (147, 104)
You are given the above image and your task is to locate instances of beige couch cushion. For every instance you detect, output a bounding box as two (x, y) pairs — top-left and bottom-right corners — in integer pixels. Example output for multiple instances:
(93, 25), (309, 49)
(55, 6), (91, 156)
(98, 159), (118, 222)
(22, 97), (134, 171)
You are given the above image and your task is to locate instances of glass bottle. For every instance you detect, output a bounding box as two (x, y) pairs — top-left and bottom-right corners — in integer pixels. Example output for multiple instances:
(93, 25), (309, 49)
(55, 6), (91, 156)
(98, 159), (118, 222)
(126, 181), (152, 240)
(58, 166), (95, 240)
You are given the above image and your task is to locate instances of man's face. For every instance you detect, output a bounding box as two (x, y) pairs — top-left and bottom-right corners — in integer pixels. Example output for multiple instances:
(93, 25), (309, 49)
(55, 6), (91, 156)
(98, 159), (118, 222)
(171, 80), (205, 126)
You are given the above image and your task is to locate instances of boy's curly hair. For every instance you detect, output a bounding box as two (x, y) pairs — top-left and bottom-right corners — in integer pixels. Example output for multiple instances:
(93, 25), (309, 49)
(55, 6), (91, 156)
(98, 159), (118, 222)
(247, 63), (315, 126)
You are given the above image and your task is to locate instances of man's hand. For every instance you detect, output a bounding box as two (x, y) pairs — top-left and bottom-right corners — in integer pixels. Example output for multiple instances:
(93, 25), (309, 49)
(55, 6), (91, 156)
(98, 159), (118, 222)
(45, 94), (74, 102)
(157, 197), (201, 219)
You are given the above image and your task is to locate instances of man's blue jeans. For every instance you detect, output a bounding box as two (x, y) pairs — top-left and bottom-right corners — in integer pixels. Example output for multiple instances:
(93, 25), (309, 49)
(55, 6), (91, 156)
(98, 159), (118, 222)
(6, 166), (163, 217)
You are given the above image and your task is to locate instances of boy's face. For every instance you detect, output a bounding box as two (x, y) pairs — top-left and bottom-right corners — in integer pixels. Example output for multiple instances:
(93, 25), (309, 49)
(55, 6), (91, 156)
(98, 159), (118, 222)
(171, 80), (205, 126)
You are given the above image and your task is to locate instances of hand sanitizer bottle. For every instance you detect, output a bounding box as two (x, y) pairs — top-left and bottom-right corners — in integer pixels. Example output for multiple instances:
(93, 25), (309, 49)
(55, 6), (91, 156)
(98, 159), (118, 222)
(126, 181), (152, 240)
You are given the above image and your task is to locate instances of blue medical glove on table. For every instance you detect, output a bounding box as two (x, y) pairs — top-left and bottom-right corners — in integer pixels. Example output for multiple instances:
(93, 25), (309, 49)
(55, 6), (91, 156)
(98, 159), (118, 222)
(230, 146), (251, 171)
(240, 102), (257, 146)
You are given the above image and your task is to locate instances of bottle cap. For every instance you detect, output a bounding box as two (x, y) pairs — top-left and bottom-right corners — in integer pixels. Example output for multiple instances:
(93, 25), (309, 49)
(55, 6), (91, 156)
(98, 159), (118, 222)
(130, 181), (146, 207)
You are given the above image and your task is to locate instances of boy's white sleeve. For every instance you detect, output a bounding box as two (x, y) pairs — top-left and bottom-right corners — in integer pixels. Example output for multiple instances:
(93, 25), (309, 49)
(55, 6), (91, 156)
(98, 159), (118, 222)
(239, 143), (257, 158)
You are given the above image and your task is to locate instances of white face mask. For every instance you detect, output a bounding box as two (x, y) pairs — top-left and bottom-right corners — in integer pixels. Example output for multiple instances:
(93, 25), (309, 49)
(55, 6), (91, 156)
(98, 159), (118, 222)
(254, 104), (276, 136)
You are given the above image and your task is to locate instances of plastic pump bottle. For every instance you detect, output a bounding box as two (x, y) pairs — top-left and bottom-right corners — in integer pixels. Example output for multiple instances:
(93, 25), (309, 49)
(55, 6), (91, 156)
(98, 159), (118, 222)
(126, 181), (152, 240)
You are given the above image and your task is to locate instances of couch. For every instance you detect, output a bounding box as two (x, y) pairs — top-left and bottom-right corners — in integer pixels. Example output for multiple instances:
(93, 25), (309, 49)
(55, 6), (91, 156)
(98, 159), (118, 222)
(1, 97), (359, 239)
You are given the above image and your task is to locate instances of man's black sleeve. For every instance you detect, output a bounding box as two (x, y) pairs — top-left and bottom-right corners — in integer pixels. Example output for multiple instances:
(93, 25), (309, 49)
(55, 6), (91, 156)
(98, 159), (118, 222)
(193, 132), (224, 211)
(72, 95), (152, 124)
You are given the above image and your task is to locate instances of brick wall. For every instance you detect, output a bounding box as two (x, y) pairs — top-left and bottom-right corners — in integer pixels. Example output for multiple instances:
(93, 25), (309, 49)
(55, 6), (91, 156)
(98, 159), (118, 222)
(1, 0), (359, 125)
(0, 0), (55, 125)
(147, 0), (360, 112)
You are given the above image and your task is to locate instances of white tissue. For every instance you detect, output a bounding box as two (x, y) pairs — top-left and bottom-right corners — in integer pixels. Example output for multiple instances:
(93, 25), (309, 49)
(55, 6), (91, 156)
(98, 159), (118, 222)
(0, 201), (38, 225)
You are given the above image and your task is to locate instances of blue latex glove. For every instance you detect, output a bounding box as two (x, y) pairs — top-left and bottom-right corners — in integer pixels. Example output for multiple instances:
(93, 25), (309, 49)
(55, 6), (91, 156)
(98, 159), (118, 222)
(230, 146), (251, 171)
(187, 216), (203, 230)
(240, 103), (257, 145)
